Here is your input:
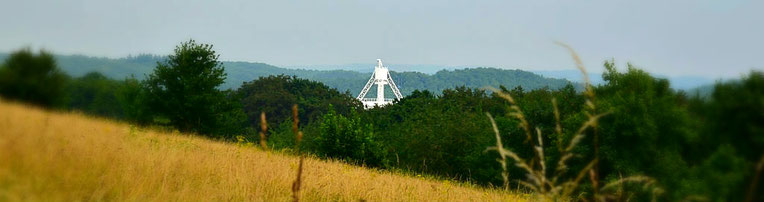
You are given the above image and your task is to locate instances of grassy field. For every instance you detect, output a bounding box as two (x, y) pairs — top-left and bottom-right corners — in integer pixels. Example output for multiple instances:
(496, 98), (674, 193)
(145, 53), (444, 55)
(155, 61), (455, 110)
(0, 100), (528, 201)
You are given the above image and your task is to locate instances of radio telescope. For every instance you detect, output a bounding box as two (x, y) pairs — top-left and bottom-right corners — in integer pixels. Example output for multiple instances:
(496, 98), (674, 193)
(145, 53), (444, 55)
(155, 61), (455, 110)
(356, 59), (403, 109)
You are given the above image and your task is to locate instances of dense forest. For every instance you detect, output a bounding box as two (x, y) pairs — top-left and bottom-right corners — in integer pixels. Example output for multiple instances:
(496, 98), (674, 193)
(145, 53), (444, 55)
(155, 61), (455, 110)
(1, 42), (762, 201)
(0, 52), (572, 95)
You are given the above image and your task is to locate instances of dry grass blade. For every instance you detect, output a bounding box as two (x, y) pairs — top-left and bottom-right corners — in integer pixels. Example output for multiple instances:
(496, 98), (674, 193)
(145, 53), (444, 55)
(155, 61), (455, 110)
(259, 112), (268, 149)
(518, 181), (539, 192)
(573, 160), (597, 187)
(552, 98), (563, 152)
(291, 104), (304, 202)
(486, 112), (510, 190)
(534, 127), (547, 192)
(555, 42), (606, 200)
(600, 176), (656, 191)
(565, 112), (608, 153)
(292, 156), (304, 202)
(745, 153), (764, 202)
(555, 41), (594, 99)
(292, 104), (299, 137)
(483, 43), (660, 201)
(485, 87), (558, 197)
(484, 111), (534, 177)
(486, 86), (533, 142)
(485, 87), (553, 196)
(599, 175), (663, 202)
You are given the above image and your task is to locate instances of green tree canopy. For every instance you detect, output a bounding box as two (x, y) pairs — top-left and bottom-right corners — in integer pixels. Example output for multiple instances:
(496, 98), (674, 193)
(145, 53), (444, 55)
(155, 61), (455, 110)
(316, 108), (386, 166)
(684, 71), (764, 201)
(143, 39), (247, 137)
(595, 61), (694, 199)
(66, 72), (124, 118)
(237, 75), (361, 127)
(0, 49), (68, 107)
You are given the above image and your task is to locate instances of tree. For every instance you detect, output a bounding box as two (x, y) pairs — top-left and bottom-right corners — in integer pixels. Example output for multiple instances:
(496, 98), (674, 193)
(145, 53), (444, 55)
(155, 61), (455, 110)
(0, 49), (68, 107)
(595, 61), (694, 199)
(66, 72), (124, 118)
(686, 71), (764, 201)
(117, 75), (153, 125)
(701, 71), (764, 160)
(143, 39), (247, 137)
(237, 75), (361, 128)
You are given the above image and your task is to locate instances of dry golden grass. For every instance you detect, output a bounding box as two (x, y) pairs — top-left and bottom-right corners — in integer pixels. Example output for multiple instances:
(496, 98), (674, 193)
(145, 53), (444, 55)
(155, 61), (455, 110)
(0, 100), (529, 202)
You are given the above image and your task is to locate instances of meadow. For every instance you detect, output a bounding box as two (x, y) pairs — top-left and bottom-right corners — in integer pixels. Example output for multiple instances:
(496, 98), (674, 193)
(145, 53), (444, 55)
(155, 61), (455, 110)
(0, 99), (529, 201)
(2, 41), (762, 201)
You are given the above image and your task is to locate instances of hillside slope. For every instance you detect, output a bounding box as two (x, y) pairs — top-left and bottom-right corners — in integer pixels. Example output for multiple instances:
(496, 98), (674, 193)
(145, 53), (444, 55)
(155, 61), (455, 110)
(0, 100), (528, 201)
(0, 53), (572, 95)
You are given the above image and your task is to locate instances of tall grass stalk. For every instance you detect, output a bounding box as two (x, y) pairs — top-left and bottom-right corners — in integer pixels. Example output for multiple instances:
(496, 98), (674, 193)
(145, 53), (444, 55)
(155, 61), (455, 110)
(486, 113), (510, 190)
(291, 104), (304, 202)
(485, 43), (662, 201)
(745, 153), (764, 202)
(259, 112), (268, 149)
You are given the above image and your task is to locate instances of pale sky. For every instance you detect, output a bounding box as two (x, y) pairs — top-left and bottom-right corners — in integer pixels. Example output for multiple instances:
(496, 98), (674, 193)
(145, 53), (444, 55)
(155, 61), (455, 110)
(1, 0), (762, 79)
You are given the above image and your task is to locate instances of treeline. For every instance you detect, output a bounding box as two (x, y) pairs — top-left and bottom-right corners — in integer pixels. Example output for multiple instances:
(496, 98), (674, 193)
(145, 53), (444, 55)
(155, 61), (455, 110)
(0, 52), (572, 95)
(1, 41), (762, 201)
(301, 63), (763, 201)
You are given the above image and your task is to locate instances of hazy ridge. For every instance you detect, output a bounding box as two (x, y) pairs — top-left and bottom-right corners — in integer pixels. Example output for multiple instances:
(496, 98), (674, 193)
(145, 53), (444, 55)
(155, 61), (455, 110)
(0, 53), (573, 96)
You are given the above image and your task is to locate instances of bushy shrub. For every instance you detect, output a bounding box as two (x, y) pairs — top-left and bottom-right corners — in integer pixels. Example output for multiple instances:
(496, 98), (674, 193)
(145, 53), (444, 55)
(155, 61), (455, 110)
(316, 108), (387, 167)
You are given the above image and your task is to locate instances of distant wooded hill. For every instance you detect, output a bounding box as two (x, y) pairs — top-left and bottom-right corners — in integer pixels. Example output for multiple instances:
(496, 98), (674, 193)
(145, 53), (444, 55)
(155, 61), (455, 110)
(0, 53), (573, 96)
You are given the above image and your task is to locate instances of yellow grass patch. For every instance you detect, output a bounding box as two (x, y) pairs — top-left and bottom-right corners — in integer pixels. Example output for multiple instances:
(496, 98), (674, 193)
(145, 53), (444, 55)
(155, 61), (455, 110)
(0, 100), (528, 201)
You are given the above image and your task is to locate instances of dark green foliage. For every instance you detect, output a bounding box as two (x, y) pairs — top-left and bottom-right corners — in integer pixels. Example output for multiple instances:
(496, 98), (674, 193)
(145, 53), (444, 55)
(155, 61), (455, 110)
(315, 108), (386, 167)
(587, 64), (763, 201)
(65, 72), (124, 118)
(362, 88), (495, 183)
(0, 49), (68, 108)
(594, 61), (694, 199)
(237, 75), (361, 128)
(344, 84), (587, 185)
(263, 114), (321, 152)
(683, 71), (764, 201)
(63, 72), (155, 125)
(699, 71), (764, 160)
(225, 62), (762, 201)
(267, 119), (299, 149)
(212, 90), (252, 139)
(688, 145), (749, 201)
(116, 76), (153, 124)
(143, 40), (247, 138)
(3, 45), (763, 201)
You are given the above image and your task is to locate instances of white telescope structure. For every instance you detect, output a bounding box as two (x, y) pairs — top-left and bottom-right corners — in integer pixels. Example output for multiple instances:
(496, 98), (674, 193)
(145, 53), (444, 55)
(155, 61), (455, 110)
(356, 59), (403, 109)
